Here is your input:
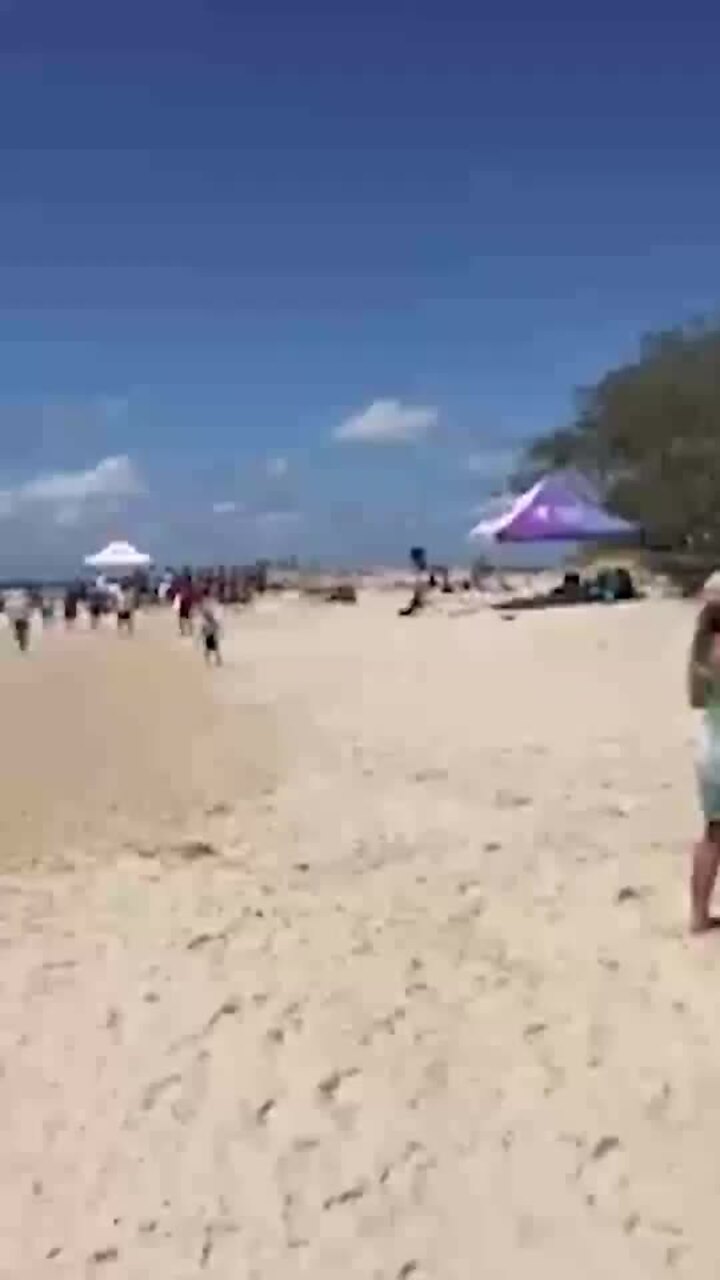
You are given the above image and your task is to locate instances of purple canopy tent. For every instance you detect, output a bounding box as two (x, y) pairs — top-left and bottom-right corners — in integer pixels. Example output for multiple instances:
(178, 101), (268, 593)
(468, 474), (638, 543)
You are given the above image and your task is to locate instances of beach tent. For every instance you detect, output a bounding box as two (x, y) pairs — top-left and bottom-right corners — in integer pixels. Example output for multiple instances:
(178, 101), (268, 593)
(468, 474), (638, 543)
(83, 540), (152, 572)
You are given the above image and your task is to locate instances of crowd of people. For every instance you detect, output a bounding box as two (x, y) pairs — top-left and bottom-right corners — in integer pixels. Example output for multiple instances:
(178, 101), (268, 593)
(1, 569), (226, 665)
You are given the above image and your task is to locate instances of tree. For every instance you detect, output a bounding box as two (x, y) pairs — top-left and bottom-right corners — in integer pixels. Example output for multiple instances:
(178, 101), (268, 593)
(516, 319), (720, 551)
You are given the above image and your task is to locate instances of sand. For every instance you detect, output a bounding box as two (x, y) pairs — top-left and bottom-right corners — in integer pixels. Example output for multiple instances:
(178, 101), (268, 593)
(0, 594), (714, 1277)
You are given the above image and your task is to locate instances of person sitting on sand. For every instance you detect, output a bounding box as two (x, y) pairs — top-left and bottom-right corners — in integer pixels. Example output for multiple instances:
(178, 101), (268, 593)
(687, 575), (720, 932)
(200, 599), (222, 666)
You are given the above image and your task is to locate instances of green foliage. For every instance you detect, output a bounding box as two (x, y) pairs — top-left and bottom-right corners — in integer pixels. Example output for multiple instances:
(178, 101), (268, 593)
(516, 319), (720, 550)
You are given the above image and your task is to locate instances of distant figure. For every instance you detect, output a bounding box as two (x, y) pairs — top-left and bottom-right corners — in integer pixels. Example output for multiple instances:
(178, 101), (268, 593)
(5, 588), (31, 653)
(200, 600), (222, 666)
(88, 588), (104, 630)
(177, 582), (195, 637)
(40, 596), (55, 628)
(688, 576), (720, 932)
(64, 588), (79, 629)
(116, 584), (135, 635)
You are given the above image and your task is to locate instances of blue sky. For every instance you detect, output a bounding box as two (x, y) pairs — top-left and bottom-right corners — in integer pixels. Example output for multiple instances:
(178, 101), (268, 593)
(0, 1), (719, 571)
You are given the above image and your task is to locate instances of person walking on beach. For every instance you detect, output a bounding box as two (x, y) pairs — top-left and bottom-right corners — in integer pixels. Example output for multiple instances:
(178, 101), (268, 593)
(88, 586), (105, 630)
(116, 582), (136, 635)
(177, 580), (195, 637)
(200, 598), (222, 666)
(63, 587), (79, 629)
(687, 574), (720, 931)
(4, 587), (32, 653)
(40, 595), (55, 628)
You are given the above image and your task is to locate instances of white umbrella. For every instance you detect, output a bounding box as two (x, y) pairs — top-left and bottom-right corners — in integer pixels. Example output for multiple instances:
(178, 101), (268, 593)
(84, 540), (152, 572)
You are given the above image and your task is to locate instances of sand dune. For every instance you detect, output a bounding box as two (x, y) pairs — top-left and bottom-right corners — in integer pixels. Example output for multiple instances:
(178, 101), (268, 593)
(0, 597), (714, 1277)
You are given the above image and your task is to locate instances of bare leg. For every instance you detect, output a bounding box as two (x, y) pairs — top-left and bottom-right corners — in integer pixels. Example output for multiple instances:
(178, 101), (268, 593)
(691, 827), (720, 932)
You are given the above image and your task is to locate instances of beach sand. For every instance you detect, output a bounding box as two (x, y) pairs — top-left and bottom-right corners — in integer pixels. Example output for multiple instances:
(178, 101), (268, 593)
(0, 595), (715, 1277)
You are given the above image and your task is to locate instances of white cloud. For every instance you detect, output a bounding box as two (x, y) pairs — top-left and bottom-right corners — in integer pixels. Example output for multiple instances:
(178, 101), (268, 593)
(333, 398), (439, 444)
(212, 501), (239, 515)
(23, 455), (141, 503)
(0, 455), (142, 522)
(266, 454), (289, 478)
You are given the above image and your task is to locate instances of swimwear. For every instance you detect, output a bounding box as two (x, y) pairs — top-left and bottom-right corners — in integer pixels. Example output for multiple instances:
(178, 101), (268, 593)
(697, 685), (720, 822)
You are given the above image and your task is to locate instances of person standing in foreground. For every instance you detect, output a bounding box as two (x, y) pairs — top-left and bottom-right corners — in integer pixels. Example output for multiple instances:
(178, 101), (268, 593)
(200, 598), (222, 666)
(687, 573), (720, 931)
(4, 588), (32, 653)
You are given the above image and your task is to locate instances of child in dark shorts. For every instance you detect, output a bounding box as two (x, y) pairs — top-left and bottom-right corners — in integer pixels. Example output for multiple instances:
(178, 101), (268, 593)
(88, 589), (104, 629)
(177, 586), (194, 637)
(64, 591), (79, 627)
(116, 585), (135, 634)
(200, 602), (222, 666)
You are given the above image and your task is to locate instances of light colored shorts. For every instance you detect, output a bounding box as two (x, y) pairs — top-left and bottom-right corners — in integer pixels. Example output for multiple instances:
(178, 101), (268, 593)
(697, 719), (720, 822)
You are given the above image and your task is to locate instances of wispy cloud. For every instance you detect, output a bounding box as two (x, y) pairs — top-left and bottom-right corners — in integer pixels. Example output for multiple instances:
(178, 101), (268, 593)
(266, 454), (289, 478)
(465, 445), (519, 479)
(333, 398), (439, 444)
(23, 455), (141, 503)
(212, 500), (240, 515)
(0, 455), (142, 524)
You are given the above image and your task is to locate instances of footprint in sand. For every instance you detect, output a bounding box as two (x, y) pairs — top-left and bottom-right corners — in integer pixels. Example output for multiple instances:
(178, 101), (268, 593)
(316, 1067), (360, 1103)
(360, 1005), (407, 1046)
(574, 1133), (626, 1207)
(379, 1141), (435, 1204)
(140, 1072), (183, 1114)
(170, 996), (241, 1051)
(323, 1181), (368, 1210)
(170, 1050), (210, 1124)
(265, 999), (304, 1046)
(88, 1246), (119, 1266)
(255, 1098), (276, 1125)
